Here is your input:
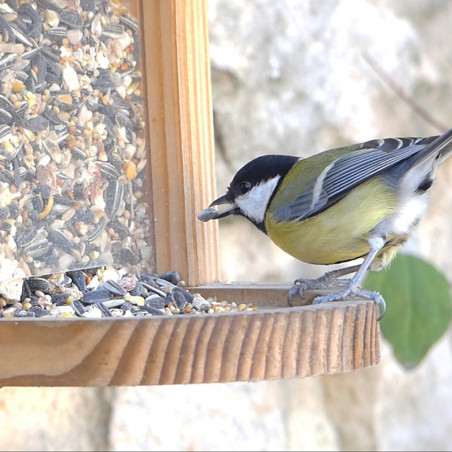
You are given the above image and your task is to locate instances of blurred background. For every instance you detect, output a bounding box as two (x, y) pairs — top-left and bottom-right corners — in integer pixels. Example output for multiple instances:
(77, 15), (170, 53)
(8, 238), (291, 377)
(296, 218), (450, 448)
(2, 0), (452, 450)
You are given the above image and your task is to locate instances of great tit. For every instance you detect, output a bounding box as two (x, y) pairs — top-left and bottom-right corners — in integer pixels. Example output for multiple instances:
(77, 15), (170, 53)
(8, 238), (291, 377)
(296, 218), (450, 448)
(198, 128), (452, 317)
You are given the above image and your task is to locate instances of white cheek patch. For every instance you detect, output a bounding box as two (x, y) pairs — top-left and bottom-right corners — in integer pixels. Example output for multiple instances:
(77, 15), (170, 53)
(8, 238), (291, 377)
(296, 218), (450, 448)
(235, 176), (280, 224)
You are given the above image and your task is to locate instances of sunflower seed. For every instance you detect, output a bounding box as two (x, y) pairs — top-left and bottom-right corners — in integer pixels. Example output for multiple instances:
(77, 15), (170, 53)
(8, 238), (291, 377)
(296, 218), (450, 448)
(104, 180), (123, 220)
(16, 227), (38, 247)
(23, 239), (50, 258)
(146, 294), (166, 309)
(99, 279), (127, 296)
(59, 9), (83, 29)
(71, 299), (87, 316)
(48, 230), (73, 254)
(94, 301), (113, 317)
(140, 305), (165, 315)
(83, 289), (111, 304)
(25, 116), (49, 133)
(27, 277), (51, 292)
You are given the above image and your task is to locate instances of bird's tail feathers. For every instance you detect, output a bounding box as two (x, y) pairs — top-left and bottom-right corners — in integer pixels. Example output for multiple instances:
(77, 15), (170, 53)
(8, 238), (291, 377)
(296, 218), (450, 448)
(420, 127), (452, 166)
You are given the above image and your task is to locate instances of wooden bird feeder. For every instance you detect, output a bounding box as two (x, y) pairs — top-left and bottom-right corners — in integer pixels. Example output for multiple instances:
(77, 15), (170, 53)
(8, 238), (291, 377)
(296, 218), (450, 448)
(0, 0), (380, 387)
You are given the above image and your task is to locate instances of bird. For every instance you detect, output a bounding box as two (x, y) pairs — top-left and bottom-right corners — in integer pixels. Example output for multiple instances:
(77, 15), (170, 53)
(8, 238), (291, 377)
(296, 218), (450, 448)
(198, 127), (452, 319)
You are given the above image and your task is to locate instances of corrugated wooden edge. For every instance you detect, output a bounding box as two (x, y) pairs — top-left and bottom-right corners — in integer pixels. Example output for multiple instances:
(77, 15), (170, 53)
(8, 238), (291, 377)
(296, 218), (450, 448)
(0, 295), (380, 387)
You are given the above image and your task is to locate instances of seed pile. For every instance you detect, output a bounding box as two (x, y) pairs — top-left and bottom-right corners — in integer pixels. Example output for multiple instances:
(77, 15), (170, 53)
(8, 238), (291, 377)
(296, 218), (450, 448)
(0, 0), (152, 283)
(0, 267), (258, 318)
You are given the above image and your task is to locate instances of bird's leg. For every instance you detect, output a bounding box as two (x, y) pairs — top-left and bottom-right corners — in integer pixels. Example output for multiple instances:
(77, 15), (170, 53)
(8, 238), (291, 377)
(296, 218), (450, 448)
(288, 237), (387, 319)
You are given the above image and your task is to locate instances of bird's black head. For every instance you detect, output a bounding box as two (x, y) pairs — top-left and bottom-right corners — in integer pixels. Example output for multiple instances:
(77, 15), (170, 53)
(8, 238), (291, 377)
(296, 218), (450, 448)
(205, 155), (298, 232)
(228, 154), (299, 200)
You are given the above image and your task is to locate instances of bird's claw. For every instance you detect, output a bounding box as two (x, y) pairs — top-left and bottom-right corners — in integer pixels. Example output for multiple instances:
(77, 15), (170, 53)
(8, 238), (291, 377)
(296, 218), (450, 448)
(288, 279), (386, 320)
(313, 287), (386, 320)
(287, 276), (351, 306)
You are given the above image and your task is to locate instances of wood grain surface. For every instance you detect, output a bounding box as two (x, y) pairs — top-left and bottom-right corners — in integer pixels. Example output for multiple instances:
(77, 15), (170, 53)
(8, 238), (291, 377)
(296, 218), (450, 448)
(143, 0), (219, 285)
(0, 292), (380, 387)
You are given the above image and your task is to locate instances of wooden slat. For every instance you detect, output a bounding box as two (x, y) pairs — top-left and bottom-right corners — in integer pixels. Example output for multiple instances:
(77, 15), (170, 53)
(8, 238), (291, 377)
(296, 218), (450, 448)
(142, 0), (219, 285)
(0, 297), (380, 387)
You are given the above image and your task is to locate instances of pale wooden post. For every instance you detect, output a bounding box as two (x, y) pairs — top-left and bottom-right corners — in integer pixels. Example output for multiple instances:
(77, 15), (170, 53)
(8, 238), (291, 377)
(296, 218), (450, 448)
(143, 0), (219, 285)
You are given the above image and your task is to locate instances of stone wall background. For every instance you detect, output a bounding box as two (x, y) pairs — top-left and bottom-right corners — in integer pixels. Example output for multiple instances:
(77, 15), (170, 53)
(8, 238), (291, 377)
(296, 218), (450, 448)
(1, 0), (452, 450)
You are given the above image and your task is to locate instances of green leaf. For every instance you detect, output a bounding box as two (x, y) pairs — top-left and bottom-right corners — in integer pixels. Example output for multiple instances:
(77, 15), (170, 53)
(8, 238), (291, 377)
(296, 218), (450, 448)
(363, 253), (452, 369)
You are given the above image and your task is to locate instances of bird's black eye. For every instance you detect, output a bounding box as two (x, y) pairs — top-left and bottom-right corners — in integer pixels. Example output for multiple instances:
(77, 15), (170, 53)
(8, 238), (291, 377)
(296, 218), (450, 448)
(239, 181), (252, 194)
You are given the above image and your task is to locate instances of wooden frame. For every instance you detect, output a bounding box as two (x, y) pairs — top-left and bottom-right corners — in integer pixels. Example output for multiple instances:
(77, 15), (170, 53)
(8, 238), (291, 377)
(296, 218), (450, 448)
(0, 0), (380, 387)
(144, 0), (219, 285)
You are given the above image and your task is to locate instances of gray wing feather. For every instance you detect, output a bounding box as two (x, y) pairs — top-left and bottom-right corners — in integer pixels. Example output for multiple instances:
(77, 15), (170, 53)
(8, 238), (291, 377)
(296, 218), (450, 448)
(276, 136), (431, 222)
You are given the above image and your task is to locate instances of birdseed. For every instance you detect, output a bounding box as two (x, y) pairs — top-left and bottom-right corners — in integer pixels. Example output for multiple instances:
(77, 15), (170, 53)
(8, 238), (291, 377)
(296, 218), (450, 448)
(0, 0), (154, 283)
(0, 266), (258, 318)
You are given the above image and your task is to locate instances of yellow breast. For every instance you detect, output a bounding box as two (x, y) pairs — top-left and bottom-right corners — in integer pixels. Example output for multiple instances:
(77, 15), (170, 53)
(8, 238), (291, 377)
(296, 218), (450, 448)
(265, 177), (397, 265)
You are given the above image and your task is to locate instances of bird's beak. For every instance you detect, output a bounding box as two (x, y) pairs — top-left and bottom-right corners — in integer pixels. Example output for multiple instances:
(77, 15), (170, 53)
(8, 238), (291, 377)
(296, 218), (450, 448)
(197, 194), (237, 222)
(209, 194), (237, 218)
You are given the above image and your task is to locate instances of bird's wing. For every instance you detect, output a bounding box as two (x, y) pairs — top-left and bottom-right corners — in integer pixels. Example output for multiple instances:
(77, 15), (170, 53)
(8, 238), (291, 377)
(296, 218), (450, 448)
(274, 136), (436, 222)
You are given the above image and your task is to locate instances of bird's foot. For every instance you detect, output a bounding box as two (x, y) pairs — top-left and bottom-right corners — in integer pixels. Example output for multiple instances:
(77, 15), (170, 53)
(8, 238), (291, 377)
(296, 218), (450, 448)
(288, 275), (351, 305)
(313, 287), (386, 320)
(288, 277), (386, 320)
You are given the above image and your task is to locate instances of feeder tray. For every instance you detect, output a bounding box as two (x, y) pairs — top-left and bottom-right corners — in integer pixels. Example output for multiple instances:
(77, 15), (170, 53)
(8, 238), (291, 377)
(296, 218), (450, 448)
(0, 0), (380, 387)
